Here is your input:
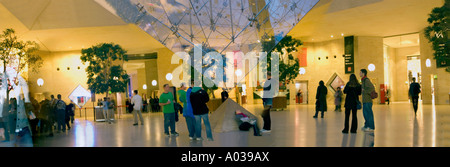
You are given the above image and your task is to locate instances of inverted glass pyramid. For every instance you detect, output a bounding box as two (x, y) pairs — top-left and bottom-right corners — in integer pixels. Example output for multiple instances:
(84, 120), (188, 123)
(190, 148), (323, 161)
(95, 0), (319, 54)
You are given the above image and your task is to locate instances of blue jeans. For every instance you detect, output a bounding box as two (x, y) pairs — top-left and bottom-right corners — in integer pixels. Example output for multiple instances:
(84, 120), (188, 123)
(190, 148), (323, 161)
(15, 127), (33, 147)
(194, 114), (213, 139)
(185, 116), (196, 138)
(362, 103), (375, 129)
(164, 113), (176, 134)
(263, 98), (273, 106)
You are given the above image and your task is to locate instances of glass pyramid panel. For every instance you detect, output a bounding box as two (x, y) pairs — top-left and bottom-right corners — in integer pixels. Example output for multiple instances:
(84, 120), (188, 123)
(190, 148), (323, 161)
(95, 0), (319, 54)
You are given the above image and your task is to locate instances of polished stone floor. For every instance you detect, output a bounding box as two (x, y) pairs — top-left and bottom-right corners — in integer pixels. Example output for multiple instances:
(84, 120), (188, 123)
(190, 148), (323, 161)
(2, 102), (450, 147)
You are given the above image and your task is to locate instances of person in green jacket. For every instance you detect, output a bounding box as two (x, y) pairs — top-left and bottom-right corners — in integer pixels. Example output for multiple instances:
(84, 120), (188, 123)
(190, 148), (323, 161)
(360, 69), (375, 132)
(159, 84), (178, 137)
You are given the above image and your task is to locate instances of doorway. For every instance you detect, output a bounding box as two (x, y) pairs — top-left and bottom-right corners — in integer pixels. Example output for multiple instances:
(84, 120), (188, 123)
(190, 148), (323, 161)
(294, 81), (308, 104)
(407, 55), (422, 100)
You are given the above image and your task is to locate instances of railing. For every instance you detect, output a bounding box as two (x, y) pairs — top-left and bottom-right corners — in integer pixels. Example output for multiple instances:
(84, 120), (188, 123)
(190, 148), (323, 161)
(75, 104), (157, 121)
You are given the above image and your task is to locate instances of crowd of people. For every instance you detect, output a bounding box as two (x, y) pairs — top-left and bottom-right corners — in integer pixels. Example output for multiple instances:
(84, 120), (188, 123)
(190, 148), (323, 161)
(1, 68), (422, 146)
(317, 68), (421, 134)
(0, 93), (75, 146)
(126, 96), (161, 113)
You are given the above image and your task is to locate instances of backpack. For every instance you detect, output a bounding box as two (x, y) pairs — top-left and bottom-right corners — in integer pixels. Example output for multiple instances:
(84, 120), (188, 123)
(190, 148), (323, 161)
(363, 78), (378, 99)
(370, 90), (378, 99)
(56, 100), (66, 110)
(239, 122), (252, 131)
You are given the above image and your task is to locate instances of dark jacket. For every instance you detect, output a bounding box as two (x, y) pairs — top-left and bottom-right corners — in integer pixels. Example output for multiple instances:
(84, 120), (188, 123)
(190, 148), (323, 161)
(190, 89), (210, 115)
(126, 100), (133, 113)
(221, 91), (229, 102)
(315, 85), (328, 111)
(343, 83), (362, 108)
(409, 82), (421, 97)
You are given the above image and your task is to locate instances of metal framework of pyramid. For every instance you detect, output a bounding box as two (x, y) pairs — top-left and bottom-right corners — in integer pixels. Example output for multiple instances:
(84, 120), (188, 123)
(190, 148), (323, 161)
(95, 0), (319, 54)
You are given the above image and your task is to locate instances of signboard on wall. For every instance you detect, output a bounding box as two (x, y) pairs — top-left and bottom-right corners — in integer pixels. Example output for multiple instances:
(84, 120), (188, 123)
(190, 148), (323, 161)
(298, 48), (307, 67)
(344, 36), (355, 74)
(436, 57), (450, 68)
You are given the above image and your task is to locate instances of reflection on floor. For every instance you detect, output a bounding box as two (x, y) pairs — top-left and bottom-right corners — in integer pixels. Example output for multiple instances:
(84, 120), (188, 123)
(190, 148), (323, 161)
(2, 102), (450, 147)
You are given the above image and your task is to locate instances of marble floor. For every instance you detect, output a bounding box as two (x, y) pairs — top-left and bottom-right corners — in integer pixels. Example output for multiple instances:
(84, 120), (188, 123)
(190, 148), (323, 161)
(2, 102), (450, 147)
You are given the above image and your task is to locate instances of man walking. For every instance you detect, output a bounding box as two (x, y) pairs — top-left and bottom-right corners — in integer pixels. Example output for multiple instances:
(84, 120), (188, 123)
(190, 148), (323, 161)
(131, 90), (144, 126)
(409, 77), (421, 115)
(360, 69), (375, 132)
(159, 84), (178, 137)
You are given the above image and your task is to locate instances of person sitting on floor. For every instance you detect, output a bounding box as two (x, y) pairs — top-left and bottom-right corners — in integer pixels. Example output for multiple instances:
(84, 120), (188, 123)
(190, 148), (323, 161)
(235, 110), (261, 136)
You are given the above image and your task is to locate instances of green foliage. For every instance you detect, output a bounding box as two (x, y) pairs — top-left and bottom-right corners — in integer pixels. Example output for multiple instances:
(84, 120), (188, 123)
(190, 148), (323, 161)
(0, 28), (42, 74)
(81, 43), (129, 96)
(424, 0), (450, 72)
(262, 35), (303, 85)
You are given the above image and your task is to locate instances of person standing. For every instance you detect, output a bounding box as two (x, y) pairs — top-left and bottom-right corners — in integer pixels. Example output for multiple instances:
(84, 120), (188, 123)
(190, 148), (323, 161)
(142, 95), (148, 113)
(360, 69), (375, 132)
(221, 88), (229, 103)
(126, 98), (133, 113)
(261, 72), (276, 133)
(68, 101), (75, 124)
(334, 87), (343, 112)
(55, 94), (66, 133)
(50, 95), (57, 129)
(101, 97), (109, 123)
(131, 90), (144, 126)
(314, 81), (328, 118)
(65, 101), (74, 129)
(385, 89), (391, 105)
(39, 96), (54, 137)
(179, 82), (196, 140)
(409, 77), (421, 115)
(29, 97), (40, 136)
(342, 74), (361, 133)
(159, 84), (178, 137)
(102, 97), (115, 124)
(190, 82), (213, 141)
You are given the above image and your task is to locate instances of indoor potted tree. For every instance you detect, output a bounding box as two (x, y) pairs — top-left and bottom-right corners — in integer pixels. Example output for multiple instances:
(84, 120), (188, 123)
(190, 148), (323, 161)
(80, 43), (129, 120)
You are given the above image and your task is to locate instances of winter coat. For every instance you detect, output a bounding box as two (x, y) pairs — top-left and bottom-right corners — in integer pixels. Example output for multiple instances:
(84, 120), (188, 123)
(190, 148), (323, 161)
(344, 83), (362, 108)
(315, 85), (328, 111)
(190, 88), (210, 115)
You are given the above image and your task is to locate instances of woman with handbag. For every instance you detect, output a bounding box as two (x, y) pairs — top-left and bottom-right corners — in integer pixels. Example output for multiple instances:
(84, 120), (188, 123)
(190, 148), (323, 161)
(342, 74), (361, 133)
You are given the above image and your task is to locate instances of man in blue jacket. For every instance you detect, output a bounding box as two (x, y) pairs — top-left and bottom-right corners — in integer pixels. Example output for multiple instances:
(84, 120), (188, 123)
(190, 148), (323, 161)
(180, 82), (196, 140)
